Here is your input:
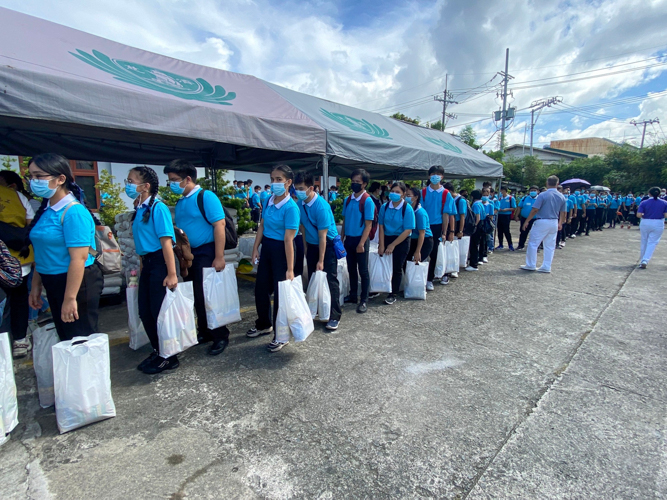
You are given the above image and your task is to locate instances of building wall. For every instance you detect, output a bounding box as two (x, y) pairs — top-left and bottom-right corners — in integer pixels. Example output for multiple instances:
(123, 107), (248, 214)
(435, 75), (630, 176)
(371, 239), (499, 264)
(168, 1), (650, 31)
(504, 148), (576, 165)
(550, 138), (614, 157)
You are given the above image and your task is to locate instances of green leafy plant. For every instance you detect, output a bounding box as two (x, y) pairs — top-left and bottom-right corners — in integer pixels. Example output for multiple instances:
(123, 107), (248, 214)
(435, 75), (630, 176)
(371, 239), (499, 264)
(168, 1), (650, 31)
(95, 170), (128, 227)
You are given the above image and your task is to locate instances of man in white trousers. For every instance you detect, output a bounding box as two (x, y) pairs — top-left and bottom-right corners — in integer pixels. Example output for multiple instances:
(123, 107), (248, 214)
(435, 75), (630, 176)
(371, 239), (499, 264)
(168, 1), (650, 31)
(520, 176), (567, 273)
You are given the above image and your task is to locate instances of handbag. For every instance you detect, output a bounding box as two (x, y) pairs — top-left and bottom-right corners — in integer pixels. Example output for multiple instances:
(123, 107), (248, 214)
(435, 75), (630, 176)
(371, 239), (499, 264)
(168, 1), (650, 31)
(331, 235), (347, 259)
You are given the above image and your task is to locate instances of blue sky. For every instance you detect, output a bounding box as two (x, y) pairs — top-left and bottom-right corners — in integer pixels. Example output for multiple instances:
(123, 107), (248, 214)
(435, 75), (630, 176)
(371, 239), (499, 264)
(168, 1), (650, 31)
(2, 0), (666, 149)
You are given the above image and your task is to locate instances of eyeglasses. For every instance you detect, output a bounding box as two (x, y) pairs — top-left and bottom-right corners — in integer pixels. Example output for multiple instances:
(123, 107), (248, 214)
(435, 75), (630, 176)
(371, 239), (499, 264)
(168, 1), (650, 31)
(28, 174), (54, 181)
(124, 179), (145, 186)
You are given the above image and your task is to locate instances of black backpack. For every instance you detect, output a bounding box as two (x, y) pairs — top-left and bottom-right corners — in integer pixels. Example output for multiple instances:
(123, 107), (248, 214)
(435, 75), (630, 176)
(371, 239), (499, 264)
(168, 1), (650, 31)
(462, 201), (477, 236)
(195, 189), (238, 250)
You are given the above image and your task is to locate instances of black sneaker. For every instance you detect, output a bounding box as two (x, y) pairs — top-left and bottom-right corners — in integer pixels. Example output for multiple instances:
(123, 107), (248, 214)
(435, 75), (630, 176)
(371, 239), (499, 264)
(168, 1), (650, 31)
(343, 295), (357, 304)
(368, 292), (381, 299)
(137, 351), (158, 371)
(384, 294), (397, 305)
(246, 326), (273, 338)
(267, 340), (288, 352)
(356, 302), (368, 313)
(208, 339), (229, 356)
(143, 355), (179, 374)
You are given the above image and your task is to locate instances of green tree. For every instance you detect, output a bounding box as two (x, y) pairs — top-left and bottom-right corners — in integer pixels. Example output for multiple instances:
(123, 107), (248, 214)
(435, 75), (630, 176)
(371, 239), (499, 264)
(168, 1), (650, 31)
(458, 125), (479, 149)
(429, 120), (443, 131)
(95, 170), (128, 227)
(390, 112), (420, 125)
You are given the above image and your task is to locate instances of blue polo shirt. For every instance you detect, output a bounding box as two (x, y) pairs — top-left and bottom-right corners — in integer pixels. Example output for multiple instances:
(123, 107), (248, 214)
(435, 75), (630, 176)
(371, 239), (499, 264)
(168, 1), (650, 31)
(250, 192), (260, 209)
(422, 186), (456, 225)
(484, 201), (494, 217)
(174, 187), (225, 249)
(566, 198), (575, 212)
(411, 205), (433, 239)
(454, 196), (467, 221)
(597, 196), (608, 208)
(262, 195), (300, 241)
(260, 190), (271, 205)
(635, 196), (642, 206)
(234, 187), (247, 199)
(299, 193), (338, 245)
(610, 197), (620, 209)
(493, 198), (501, 212)
(498, 195), (517, 214)
(343, 192), (376, 237)
(329, 191), (338, 201)
(518, 195), (538, 218)
(30, 194), (96, 275)
(586, 197), (598, 210)
(379, 201), (415, 236)
(133, 200), (176, 256)
(472, 200), (485, 218)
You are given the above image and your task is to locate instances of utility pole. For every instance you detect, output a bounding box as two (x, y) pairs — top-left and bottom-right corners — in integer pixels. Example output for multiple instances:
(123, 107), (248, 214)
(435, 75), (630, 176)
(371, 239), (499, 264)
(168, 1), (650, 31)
(630, 118), (660, 149)
(498, 49), (514, 153)
(434, 74), (457, 131)
(529, 96), (562, 155)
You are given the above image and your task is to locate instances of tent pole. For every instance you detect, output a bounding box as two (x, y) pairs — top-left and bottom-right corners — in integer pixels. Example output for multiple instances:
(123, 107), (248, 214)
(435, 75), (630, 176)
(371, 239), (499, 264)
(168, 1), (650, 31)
(322, 154), (329, 201)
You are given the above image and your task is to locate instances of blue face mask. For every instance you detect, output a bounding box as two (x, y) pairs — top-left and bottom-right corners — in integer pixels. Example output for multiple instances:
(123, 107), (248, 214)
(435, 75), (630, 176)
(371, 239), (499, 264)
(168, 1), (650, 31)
(170, 181), (185, 195)
(388, 192), (401, 203)
(405, 196), (413, 204)
(125, 183), (141, 199)
(295, 189), (308, 201)
(30, 178), (58, 199)
(481, 196), (489, 202)
(271, 183), (286, 196)
(430, 175), (442, 184)
(530, 191), (537, 197)
(575, 191), (580, 195)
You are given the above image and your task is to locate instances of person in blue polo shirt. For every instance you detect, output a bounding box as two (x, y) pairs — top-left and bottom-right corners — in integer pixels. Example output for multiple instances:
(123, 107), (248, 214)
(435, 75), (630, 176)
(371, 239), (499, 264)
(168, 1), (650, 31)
(585, 191), (598, 235)
(340, 168), (376, 314)
(466, 190), (486, 270)
(126, 166), (179, 374)
(294, 171), (341, 331)
(449, 185), (467, 279)
(378, 181), (415, 305)
(405, 187), (433, 264)
(596, 190), (608, 230)
(25, 153), (103, 343)
(248, 165), (300, 353)
(575, 190), (587, 235)
(496, 186), (516, 251)
(515, 186), (540, 250)
(260, 184), (271, 205)
(608, 193), (620, 228)
(165, 159), (231, 357)
(422, 167), (456, 290)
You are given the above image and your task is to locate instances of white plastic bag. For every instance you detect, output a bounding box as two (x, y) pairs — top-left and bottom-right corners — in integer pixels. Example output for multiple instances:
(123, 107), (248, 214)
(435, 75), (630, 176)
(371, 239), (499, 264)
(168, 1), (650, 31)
(337, 259), (350, 307)
(369, 251), (392, 294)
(458, 236), (470, 268)
(0, 332), (18, 444)
(404, 261), (428, 300)
(445, 240), (460, 274)
(32, 323), (59, 408)
(306, 271), (331, 321)
(434, 241), (446, 278)
(203, 266), (242, 329)
(126, 287), (149, 350)
(52, 333), (116, 434)
(157, 282), (198, 358)
(276, 277), (314, 343)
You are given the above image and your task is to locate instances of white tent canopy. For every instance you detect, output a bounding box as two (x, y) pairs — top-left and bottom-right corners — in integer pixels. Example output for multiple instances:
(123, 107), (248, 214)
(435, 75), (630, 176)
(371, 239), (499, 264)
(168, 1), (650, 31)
(0, 7), (502, 184)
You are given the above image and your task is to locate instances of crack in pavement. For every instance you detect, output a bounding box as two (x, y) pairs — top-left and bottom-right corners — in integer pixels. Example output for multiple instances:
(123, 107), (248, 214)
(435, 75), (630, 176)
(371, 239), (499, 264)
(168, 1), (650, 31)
(460, 262), (636, 499)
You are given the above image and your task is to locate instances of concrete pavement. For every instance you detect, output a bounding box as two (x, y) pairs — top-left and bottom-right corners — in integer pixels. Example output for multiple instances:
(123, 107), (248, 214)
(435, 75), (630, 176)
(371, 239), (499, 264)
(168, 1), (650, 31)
(1, 223), (665, 499)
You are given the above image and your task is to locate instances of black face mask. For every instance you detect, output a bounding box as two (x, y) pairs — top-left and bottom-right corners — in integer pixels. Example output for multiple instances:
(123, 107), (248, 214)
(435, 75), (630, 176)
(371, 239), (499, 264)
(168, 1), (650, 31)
(351, 182), (363, 194)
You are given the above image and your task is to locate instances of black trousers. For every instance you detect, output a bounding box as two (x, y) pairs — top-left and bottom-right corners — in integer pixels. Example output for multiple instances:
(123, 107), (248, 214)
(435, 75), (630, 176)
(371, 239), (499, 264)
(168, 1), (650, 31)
(518, 217), (535, 249)
(557, 222), (568, 245)
(41, 264), (103, 342)
(344, 236), (370, 302)
(427, 223), (443, 281)
(607, 208), (617, 227)
(577, 212), (587, 234)
(407, 236), (434, 263)
(251, 207), (261, 223)
(187, 242), (230, 342)
(585, 211), (596, 234)
(469, 228), (483, 268)
(0, 278), (29, 341)
(596, 207), (606, 229)
(569, 215), (578, 236)
(294, 234), (305, 277)
(255, 237), (290, 332)
(138, 251), (169, 355)
(497, 214), (513, 247)
(305, 241), (342, 322)
(384, 235), (410, 295)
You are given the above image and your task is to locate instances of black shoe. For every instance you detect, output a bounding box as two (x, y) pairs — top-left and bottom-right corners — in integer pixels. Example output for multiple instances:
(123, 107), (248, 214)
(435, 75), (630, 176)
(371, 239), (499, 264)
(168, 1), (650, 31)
(197, 334), (212, 344)
(143, 355), (179, 374)
(208, 340), (229, 356)
(356, 302), (367, 313)
(137, 351), (158, 371)
(368, 292), (381, 299)
(384, 294), (397, 305)
(344, 295), (357, 304)
(246, 326), (273, 338)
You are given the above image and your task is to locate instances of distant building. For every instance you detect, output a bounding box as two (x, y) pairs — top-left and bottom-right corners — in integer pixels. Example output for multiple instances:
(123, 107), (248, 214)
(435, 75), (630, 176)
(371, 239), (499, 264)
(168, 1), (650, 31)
(504, 144), (587, 165)
(549, 137), (627, 157)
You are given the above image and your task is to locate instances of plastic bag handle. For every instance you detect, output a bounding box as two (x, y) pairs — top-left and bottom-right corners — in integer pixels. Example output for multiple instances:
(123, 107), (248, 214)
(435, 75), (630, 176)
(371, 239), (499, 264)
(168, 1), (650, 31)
(72, 339), (88, 346)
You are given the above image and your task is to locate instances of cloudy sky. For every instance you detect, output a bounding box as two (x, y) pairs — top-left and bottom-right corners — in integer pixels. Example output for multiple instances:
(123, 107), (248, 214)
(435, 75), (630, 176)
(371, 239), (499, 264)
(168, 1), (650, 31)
(3, 0), (667, 149)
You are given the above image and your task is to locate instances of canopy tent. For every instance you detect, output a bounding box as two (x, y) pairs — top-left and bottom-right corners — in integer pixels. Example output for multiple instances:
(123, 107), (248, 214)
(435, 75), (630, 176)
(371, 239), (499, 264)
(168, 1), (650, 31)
(0, 7), (502, 189)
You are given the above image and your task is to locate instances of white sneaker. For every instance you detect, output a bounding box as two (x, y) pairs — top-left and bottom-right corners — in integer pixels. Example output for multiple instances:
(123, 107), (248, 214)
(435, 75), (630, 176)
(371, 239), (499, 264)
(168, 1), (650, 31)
(450, 272), (459, 279)
(537, 267), (551, 273)
(13, 337), (32, 359)
(426, 281), (435, 291)
(465, 266), (478, 272)
(482, 257), (489, 263)
(440, 276), (449, 285)
(520, 265), (537, 271)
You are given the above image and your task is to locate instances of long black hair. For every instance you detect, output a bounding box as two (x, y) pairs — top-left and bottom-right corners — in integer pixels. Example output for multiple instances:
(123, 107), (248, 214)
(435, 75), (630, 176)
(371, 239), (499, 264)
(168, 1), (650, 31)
(130, 166), (160, 223)
(20, 154), (92, 257)
(0, 170), (31, 199)
(648, 187), (661, 199)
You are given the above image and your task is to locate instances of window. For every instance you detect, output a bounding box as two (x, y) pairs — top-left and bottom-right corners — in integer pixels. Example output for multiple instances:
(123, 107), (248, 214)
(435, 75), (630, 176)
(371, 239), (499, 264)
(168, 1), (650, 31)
(70, 160), (99, 211)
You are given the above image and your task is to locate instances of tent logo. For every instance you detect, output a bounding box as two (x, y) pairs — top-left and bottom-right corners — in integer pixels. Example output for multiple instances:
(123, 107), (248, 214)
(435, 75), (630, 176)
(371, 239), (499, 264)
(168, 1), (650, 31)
(320, 109), (392, 139)
(423, 136), (462, 154)
(69, 49), (236, 105)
